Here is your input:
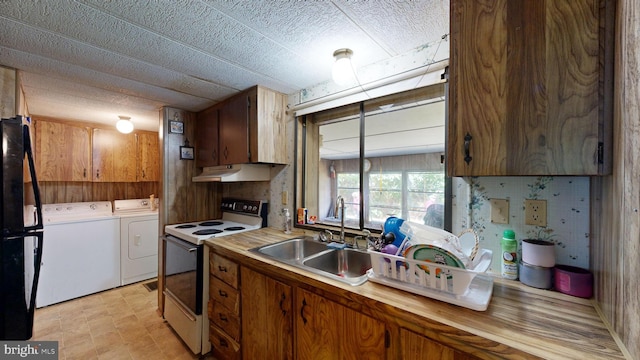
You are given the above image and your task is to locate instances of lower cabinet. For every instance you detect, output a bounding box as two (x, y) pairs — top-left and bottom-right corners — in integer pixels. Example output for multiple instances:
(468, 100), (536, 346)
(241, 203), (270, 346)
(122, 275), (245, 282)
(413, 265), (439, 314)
(209, 253), (241, 360)
(241, 267), (293, 359)
(296, 288), (387, 360)
(400, 329), (481, 360)
(209, 249), (481, 360)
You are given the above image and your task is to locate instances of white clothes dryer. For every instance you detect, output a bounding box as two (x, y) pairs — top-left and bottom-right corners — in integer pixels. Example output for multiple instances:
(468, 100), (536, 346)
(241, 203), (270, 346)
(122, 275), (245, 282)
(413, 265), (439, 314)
(114, 198), (159, 286)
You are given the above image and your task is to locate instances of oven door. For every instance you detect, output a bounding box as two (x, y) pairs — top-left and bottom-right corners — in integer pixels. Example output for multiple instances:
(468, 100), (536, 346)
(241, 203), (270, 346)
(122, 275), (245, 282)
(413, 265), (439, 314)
(162, 235), (203, 315)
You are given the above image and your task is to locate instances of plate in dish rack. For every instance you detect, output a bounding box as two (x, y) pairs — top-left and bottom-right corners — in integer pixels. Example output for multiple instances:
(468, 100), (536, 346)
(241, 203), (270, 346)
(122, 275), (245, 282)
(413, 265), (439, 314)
(404, 245), (466, 269)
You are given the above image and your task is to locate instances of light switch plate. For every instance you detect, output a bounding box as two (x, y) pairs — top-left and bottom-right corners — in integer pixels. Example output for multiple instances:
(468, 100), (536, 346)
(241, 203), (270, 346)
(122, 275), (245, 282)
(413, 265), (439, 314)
(525, 199), (547, 226)
(490, 198), (509, 224)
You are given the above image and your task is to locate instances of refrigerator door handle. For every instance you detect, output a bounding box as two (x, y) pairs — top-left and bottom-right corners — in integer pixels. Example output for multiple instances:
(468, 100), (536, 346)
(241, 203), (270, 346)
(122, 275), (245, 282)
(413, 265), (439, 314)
(23, 124), (43, 231)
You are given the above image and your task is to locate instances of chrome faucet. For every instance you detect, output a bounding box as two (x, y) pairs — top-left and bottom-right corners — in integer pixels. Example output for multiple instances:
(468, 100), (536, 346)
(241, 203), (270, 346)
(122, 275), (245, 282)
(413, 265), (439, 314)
(335, 195), (345, 243)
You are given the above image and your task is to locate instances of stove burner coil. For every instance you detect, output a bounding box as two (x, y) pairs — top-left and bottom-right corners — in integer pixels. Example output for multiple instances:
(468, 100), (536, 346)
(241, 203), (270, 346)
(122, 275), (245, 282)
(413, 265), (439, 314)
(199, 221), (224, 227)
(176, 224), (197, 229)
(224, 226), (245, 231)
(192, 229), (223, 236)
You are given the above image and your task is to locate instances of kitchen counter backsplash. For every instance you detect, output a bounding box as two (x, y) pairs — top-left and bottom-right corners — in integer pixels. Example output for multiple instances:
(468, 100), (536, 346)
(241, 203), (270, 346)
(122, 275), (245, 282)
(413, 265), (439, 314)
(451, 176), (590, 274)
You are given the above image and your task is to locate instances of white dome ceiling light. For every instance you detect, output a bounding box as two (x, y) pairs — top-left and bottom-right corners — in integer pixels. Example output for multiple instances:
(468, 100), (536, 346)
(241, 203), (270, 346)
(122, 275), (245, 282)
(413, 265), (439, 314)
(116, 115), (134, 134)
(332, 48), (356, 86)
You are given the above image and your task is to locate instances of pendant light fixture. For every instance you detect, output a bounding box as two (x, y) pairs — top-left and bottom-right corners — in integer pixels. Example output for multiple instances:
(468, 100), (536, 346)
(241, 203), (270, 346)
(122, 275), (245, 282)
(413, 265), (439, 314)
(116, 115), (134, 134)
(332, 48), (355, 86)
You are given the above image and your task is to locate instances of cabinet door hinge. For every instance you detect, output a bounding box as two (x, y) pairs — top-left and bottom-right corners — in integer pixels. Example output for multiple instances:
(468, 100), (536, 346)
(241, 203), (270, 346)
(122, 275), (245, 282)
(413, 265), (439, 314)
(597, 142), (604, 164)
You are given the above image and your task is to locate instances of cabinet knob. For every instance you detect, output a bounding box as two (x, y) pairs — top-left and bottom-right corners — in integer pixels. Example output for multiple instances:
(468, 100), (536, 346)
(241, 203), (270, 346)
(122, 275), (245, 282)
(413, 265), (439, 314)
(218, 289), (228, 298)
(300, 298), (308, 324)
(279, 293), (287, 316)
(464, 133), (473, 165)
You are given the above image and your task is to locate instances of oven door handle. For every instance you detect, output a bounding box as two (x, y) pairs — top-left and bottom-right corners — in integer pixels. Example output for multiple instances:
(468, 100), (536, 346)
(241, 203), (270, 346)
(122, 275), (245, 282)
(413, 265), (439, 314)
(163, 235), (198, 252)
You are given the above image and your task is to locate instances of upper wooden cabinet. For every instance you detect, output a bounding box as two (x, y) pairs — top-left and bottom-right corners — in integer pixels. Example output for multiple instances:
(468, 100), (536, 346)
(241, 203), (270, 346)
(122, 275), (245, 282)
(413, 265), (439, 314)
(137, 131), (159, 181)
(199, 85), (288, 166)
(34, 119), (91, 181)
(247, 86), (287, 164)
(92, 128), (137, 182)
(34, 118), (159, 182)
(447, 0), (614, 176)
(219, 93), (249, 165)
(195, 105), (220, 167)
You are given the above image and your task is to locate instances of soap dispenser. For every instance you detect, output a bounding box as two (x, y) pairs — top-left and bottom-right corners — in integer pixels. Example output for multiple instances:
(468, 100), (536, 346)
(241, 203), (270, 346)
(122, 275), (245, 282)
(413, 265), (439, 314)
(283, 208), (292, 234)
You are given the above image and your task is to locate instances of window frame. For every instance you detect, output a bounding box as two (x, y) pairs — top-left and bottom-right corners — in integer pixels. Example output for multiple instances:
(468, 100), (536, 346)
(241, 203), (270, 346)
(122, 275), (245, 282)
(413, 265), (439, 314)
(294, 84), (452, 235)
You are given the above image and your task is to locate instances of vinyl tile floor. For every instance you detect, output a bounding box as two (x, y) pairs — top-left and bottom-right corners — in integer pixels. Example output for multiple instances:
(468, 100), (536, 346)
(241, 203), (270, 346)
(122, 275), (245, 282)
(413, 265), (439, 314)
(32, 280), (217, 360)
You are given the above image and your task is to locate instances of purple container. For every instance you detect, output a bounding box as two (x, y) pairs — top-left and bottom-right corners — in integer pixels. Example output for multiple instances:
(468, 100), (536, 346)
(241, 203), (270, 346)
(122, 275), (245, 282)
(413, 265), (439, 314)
(554, 265), (593, 298)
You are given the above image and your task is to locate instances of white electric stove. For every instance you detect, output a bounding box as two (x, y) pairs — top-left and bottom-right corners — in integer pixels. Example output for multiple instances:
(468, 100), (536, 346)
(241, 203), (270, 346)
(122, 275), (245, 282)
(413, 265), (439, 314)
(162, 198), (267, 355)
(164, 198), (266, 244)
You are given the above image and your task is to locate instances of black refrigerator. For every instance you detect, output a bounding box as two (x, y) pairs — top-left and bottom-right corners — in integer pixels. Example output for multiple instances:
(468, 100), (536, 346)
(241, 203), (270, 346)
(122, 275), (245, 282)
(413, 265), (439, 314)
(0, 116), (43, 340)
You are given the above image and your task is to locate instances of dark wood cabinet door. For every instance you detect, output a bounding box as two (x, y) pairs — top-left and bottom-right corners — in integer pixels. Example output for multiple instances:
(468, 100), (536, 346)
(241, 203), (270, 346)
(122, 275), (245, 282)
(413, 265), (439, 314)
(196, 106), (219, 167)
(219, 93), (249, 165)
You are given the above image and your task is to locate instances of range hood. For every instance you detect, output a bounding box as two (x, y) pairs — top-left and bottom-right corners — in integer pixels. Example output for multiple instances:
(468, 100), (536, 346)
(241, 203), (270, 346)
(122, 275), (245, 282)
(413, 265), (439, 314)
(192, 164), (271, 182)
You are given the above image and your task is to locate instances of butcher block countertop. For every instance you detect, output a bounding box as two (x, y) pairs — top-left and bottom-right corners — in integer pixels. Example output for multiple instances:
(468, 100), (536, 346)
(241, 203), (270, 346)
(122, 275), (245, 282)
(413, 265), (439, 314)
(204, 227), (627, 360)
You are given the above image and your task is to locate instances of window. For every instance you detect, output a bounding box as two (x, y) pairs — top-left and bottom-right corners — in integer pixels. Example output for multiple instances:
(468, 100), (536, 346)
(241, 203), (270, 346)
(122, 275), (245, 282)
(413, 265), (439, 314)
(296, 84), (449, 234)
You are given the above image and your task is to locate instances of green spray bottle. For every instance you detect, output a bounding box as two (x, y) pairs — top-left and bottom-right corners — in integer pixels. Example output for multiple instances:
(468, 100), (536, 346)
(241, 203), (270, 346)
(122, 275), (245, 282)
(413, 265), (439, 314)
(501, 229), (518, 279)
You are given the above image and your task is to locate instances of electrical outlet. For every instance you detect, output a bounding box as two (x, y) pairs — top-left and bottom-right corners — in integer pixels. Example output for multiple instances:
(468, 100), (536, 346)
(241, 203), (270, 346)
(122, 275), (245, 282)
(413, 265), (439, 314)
(525, 199), (547, 226)
(490, 198), (509, 224)
(281, 191), (288, 205)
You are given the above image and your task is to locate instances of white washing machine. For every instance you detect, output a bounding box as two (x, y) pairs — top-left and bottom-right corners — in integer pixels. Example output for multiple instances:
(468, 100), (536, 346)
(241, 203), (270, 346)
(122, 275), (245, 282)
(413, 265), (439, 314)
(37, 201), (120, 308)
(114, 198), (159, 286)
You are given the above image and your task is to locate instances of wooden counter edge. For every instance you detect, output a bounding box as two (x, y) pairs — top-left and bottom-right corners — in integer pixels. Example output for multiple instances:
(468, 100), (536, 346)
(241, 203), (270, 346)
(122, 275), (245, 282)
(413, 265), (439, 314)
(204, 228), (627, 360)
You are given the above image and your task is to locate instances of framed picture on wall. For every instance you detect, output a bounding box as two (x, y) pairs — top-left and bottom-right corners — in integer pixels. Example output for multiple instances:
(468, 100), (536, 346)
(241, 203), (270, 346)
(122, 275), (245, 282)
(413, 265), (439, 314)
(180, 146), (194, 160)
(169, 120), (184, 134)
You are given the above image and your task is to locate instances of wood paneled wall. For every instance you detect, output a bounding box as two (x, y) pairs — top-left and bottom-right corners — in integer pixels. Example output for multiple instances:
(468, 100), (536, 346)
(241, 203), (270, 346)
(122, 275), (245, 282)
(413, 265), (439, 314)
(591, 0), (639, 358)
(159, 107), (220, 226)
(158, 106), (222, 314)
(37, 181), (160, 204)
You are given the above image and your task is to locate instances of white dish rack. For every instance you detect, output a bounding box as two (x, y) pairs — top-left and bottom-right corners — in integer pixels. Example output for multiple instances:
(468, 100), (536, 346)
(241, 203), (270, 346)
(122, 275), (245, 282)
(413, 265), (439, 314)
(367, 248), (494, 311)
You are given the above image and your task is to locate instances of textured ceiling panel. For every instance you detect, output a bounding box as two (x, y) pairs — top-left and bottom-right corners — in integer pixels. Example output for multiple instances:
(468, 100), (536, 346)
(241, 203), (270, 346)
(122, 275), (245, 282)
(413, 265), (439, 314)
(1, 1), (292, 92)
(0, 0), (449, 131)
(335, 0), (449, 55)
(205, 0), (390, 72)
(1, 47), (212, 110)
(21, 74), (164, 131)
(0, 19), (233, 101)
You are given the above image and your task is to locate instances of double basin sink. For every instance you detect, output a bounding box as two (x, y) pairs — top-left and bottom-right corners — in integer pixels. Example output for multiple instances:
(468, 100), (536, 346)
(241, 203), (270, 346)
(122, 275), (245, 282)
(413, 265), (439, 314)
(249, 236), (371, 286)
